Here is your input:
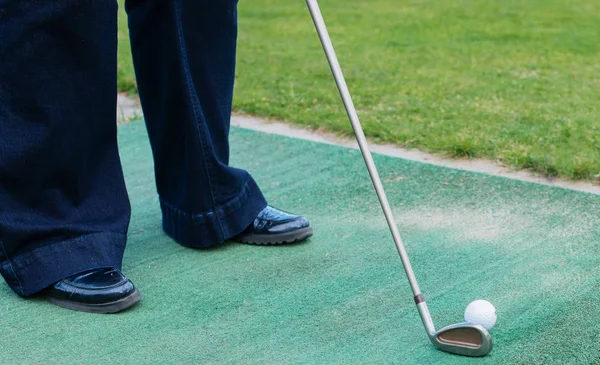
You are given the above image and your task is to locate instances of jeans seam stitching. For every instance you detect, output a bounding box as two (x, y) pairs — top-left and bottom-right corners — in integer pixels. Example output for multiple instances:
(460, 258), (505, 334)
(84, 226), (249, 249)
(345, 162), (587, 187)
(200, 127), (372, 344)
(0, 237), (25, 296)
(172, 0), (225, 240)
(10, 232), (127, 264)
(160, 178), (252, 220)
(160, 198), (214, 221)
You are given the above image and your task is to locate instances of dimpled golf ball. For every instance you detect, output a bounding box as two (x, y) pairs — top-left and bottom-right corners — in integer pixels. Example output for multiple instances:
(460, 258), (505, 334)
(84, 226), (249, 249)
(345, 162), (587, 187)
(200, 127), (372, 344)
(464, 300), (497, 330)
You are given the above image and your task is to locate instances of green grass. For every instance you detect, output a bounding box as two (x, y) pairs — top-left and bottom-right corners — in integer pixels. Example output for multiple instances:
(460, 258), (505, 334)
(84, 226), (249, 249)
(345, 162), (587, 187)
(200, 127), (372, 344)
(117, 5), (136, 95)
(117, 0), (600, 180)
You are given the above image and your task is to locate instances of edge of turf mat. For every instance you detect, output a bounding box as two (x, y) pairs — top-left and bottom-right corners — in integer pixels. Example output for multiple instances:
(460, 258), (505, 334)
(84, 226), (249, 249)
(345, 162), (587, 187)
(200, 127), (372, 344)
(1, 121), (599, 364)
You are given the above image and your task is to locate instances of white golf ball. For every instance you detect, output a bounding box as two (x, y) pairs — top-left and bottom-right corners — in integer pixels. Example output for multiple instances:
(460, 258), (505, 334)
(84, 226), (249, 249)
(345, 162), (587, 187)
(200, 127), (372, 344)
(464, 300), (497, 330)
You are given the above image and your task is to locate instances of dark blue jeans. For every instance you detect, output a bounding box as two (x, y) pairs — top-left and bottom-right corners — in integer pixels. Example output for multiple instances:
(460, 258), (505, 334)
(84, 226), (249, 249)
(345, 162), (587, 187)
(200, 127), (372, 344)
(0, 0), (267, 297)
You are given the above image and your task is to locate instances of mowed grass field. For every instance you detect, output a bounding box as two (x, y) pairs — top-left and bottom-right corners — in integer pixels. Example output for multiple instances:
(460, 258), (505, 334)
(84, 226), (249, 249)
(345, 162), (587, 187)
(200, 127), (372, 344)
(117, 0), (600, 181)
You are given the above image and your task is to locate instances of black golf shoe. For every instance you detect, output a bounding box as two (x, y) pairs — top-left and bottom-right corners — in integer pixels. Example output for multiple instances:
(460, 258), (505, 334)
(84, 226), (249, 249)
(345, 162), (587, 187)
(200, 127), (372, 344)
(46, 268), (141, 313)
(233, 206), (313, 245)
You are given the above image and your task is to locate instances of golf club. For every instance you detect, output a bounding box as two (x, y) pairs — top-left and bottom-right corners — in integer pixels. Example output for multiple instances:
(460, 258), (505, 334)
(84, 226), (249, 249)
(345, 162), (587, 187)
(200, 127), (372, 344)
(305, 0), (492, 357)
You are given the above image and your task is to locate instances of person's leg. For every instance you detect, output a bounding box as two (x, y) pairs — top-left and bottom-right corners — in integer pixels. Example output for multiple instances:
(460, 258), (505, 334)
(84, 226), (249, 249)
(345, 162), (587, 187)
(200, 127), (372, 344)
(126, 0), (312, 248)
(0, 1), (131, 298)
(125, 0), (269, 248)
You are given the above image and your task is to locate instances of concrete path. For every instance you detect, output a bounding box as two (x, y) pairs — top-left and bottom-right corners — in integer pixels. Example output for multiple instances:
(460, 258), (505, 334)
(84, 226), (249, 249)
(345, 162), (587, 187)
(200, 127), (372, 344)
(117, 95), (599, 195)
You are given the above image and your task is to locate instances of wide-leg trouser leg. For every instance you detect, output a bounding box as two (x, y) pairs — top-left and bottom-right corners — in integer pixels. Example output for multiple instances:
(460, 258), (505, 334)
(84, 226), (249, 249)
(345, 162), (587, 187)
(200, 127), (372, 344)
(0, 1), (130, 296)
(126, 0), (267, 248)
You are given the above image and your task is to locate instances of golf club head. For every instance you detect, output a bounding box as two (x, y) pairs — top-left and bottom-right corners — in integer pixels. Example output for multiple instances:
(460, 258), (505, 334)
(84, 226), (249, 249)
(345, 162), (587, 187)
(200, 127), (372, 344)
(429, 322), (492, 357)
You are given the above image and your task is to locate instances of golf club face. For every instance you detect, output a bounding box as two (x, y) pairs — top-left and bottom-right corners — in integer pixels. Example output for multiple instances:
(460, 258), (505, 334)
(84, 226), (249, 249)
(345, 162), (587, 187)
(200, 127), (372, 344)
(430, 323), (492, 357)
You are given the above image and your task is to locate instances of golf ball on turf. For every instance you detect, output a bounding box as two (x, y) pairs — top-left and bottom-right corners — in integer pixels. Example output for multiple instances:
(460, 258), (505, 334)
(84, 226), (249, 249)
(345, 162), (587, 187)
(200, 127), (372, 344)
(464, 300), (497, 330)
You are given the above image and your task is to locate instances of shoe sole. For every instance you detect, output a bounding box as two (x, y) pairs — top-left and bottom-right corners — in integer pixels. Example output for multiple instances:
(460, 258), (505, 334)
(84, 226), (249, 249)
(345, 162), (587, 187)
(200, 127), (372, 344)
(235, 227), (313, 245)
(48, 289), (142, 314)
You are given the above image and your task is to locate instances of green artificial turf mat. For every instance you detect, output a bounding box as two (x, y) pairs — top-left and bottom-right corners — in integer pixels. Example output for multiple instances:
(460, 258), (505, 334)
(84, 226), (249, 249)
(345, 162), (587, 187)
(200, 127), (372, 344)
(1, 121), (599, 364)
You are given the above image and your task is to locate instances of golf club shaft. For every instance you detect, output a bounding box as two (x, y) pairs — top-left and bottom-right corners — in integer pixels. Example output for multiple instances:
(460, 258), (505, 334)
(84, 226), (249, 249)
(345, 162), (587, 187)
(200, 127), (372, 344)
(306, 0), (428, 306)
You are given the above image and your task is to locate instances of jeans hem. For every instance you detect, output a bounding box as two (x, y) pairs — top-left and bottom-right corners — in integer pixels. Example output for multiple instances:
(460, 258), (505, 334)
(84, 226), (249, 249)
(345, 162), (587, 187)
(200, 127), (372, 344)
(0, 232), (127, 297)
(160, 177), (267, 248)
